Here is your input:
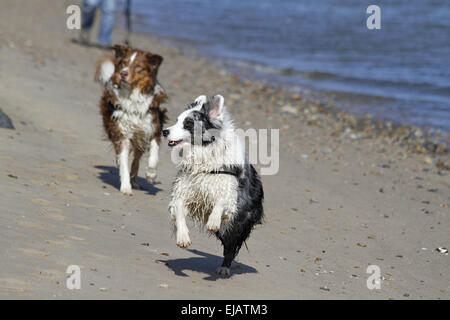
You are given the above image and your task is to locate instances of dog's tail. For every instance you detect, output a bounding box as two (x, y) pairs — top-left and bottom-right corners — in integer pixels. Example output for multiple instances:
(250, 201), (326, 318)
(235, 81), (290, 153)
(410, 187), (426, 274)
(94, 55), (115, 85)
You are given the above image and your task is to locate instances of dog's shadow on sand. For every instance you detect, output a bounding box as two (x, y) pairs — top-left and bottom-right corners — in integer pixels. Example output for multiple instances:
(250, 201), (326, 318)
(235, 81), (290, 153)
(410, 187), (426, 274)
(158, 249), (257, 281)
(94, 165), (163, 195)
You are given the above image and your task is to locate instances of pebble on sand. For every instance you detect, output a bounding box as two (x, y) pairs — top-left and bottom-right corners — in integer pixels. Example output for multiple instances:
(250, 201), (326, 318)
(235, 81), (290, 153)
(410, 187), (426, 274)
(0, 108), (15, 129)
(357, 243), (367, 247)
(280, 105), (298, 115)
(424, 156), (433, 165)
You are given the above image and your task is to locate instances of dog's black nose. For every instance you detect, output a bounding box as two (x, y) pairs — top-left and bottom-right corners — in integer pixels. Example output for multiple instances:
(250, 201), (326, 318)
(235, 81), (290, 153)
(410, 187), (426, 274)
(162, 129), (169, 137)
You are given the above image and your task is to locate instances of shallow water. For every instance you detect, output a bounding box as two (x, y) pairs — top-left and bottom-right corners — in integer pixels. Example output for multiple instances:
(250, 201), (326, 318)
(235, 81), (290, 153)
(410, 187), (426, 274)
(123, 0), (450, 133)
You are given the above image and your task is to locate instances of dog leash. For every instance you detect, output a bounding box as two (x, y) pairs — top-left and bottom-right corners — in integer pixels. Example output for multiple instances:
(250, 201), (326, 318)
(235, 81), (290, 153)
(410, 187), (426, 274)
(124, 0), (132, 45)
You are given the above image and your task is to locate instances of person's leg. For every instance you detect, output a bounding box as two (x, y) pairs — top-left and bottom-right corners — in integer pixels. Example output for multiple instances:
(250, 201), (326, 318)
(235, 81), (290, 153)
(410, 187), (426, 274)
(98, 0), (116, 46)
(80, 0), (101, 42)
(82, 0), (101, 31)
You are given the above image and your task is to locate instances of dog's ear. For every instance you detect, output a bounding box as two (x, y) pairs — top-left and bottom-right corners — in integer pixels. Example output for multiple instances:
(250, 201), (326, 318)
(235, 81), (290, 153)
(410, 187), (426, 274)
(187, 95), (207, 110)
(112, 44), (129, 59)
(147, 53), (163, 67)
(195, 95), (207, 106)
(206, 95), (224, 119)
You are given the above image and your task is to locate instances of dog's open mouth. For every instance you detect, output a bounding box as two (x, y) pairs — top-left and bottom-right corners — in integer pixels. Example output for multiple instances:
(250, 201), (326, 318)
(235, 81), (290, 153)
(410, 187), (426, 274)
(168, 140), (182, 147)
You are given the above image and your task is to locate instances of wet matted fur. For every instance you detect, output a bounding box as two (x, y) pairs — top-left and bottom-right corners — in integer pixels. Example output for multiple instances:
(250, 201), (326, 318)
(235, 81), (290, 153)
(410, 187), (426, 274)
(164, 95), (264, 275)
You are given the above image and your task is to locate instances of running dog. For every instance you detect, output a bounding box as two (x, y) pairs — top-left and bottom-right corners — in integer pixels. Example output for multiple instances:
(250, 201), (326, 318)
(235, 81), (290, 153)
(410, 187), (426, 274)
(95, 45), (168, 195)
(163, 95), (264, 275)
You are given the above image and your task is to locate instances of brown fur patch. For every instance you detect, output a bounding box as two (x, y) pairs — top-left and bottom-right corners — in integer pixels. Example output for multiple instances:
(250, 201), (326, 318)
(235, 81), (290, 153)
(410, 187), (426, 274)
(150, 91), (169, 144)
(99, 90), (123, 154)
(110, 45), (163, 95)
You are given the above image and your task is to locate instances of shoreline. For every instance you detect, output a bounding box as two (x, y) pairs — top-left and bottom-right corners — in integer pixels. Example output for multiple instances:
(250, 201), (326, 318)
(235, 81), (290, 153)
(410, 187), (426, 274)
(122, 18), (450, 149)
(125, 15), (450, 137)
(147, 36), (450, 154)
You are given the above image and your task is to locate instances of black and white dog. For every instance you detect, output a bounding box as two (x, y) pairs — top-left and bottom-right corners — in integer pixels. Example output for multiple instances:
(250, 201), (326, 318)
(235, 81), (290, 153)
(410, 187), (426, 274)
(163, 95), (264, 275)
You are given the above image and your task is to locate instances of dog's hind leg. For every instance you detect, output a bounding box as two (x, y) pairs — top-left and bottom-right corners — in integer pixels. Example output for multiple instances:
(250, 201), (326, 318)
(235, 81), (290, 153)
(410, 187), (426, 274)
(215, 231), (242, 276)
(146, 139), (159, 183)
(130, 147), (143, 189)
(169, 199), (191, 248)
(117, 139), (132, 195)
(216, 242), (238, 276)
(216, 217), (255, 276)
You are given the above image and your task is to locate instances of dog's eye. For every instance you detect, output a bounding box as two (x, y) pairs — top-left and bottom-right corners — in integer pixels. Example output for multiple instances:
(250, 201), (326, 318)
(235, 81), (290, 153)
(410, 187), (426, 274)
(183, 118), (194, 130)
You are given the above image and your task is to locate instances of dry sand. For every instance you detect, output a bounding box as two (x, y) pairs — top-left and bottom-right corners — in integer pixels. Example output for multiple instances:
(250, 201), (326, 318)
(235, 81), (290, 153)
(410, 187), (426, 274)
(0, 0), (448, 299)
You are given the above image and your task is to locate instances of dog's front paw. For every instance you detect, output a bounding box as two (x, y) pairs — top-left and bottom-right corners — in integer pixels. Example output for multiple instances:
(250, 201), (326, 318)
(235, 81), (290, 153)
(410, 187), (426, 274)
(145, 169), (157, 184)
(206, 222), (220, 233)
(216, 267), (231, 276)
(206, 216), (221, 233)
(120, 184), (133, 195)
(176, 232), (191, 248)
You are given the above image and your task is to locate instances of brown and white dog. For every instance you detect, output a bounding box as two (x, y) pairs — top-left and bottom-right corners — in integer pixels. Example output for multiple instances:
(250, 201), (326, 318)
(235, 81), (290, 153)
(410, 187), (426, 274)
(95, 45), (168, 195)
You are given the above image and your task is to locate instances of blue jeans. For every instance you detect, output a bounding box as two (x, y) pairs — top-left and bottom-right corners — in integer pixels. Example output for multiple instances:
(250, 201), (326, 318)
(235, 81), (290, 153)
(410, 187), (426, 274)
(82, 0), (116, 45)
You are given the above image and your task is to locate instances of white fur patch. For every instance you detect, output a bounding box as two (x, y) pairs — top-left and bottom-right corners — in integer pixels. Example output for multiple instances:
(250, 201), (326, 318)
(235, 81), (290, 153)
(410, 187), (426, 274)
(118, 140), (132, 194)
(129, 52), (138, 65)
(111, 87), (156, 150)
(99, 60), (115, 85)
(120, 52), (137, 77)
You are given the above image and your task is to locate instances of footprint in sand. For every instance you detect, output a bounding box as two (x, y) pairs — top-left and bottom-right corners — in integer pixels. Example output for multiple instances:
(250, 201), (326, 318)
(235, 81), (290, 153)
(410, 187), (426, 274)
(44, 240), (71, 248)
(34, 269), (66, 285)
(53, 191), (79, 201)
(16, 220), (45, 229)
(60, 235), (85, 241)
(39, 208), (66, 221)
(86, 252), (109, 260)
(66, 223), (91, 231)
(31, 198), (54, 206)
(0, 155), (14, 161)
(30, 179), (52, 187)
(74, 202), (95, 209)
(37, 269), (66, 278)
(0, 278), (34, 294)
(64, 174), (80, 182)
(39, 163), (67, 170)
(18, 248), (51, 258)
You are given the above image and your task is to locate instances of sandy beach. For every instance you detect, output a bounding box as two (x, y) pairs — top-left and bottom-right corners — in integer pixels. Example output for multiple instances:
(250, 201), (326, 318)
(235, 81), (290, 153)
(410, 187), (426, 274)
(0, 0), (448, 299)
